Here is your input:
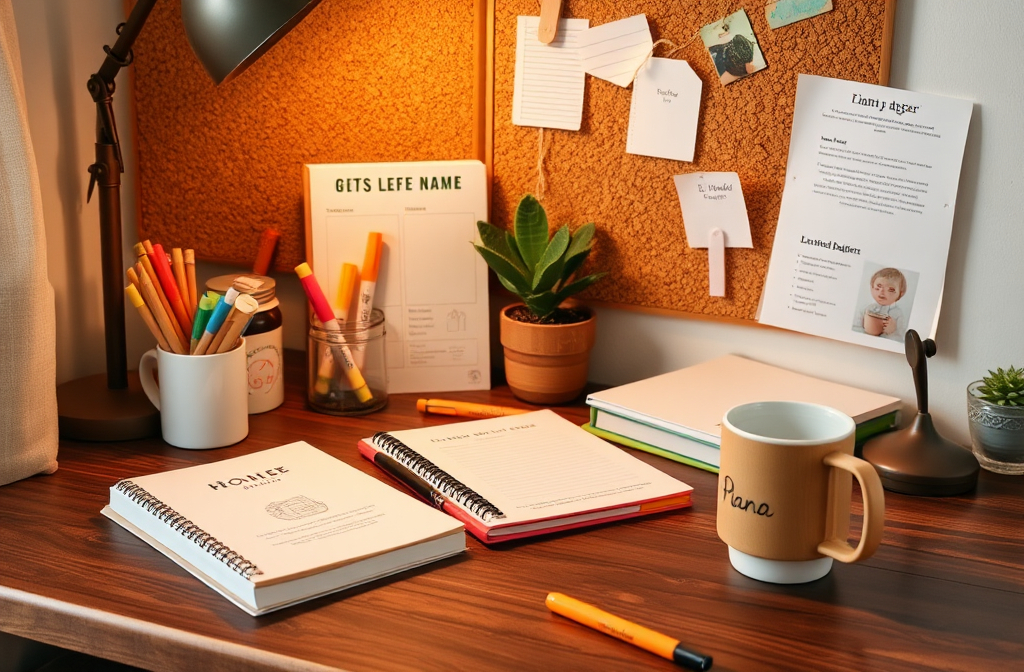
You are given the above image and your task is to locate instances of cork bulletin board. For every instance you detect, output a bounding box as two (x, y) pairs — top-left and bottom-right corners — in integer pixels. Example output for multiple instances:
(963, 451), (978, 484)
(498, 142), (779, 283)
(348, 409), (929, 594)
(131, 0), (894, 324)
(129, 0), (486, 270)
(489, 0), (895, 322)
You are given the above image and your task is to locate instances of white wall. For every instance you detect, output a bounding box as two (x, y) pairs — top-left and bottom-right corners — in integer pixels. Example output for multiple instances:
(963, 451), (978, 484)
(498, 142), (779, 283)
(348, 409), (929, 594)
(11, 0), (1023, 446)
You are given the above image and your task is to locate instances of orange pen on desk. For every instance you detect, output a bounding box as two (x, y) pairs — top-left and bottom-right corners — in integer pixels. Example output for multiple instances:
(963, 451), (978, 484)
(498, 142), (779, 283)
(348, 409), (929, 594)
(416, 398), (530, 419)
(546, 592), (712, 670)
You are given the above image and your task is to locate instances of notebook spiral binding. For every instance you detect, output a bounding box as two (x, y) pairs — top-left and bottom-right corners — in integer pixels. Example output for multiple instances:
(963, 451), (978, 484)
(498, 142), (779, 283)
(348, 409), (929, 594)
(115, 480), (263, 579)
(372, 432), (506, 522)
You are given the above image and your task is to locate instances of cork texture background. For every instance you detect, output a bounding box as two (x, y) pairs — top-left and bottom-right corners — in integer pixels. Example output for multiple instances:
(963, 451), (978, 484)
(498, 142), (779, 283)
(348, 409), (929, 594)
(130, 0), (477, 270)
(492, 0), (890, 321)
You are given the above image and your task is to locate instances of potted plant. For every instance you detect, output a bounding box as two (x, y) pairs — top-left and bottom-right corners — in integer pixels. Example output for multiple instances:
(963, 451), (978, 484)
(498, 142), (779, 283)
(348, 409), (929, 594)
(967, 366), (1024, 475)
(474, 195), (606, 404)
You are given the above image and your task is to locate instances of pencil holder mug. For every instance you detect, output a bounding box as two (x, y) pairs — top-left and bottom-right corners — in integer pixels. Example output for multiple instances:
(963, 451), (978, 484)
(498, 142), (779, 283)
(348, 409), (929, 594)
(139, 340), (249, 449)
(716, 401), (885, 584)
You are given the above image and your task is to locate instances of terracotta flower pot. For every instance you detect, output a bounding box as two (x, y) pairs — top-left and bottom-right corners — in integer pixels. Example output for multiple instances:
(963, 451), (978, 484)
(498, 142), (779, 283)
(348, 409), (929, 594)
(499, 305), (597, 404)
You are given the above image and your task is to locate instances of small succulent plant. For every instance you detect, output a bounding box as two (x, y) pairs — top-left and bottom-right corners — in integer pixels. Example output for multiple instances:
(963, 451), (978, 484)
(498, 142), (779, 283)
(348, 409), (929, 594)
(975, 366), (1024, 406)
(473, 194), (606, 322)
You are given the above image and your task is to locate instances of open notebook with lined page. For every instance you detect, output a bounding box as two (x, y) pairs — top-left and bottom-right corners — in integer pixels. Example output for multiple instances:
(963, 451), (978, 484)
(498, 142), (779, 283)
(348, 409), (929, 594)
(358, 410), (692, 543)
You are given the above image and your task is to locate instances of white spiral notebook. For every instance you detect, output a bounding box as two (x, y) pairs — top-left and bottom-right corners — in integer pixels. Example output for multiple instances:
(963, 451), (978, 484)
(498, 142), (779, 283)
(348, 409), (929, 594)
(101, 442), (465, 616)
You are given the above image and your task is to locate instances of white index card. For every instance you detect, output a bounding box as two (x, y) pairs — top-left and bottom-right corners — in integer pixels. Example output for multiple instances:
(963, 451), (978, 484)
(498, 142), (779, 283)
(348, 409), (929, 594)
(626, 58), (702, 162)
(578, 15), (654, 87)
(512, 16), (589, 131)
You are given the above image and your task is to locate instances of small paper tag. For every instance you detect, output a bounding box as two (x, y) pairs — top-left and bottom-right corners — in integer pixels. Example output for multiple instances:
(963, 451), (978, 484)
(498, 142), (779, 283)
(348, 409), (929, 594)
(766, 0), (833, 29)
(579, 15), (653, 87)
(626, 58), (701, 162)
(673, 172), (753, 249)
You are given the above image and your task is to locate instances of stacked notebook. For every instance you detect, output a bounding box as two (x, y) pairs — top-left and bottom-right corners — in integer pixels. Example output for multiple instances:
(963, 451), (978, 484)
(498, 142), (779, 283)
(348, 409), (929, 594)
(359, 410), (693, 543)
(583, 355), (902, 472)
(103, 442), (465, 615)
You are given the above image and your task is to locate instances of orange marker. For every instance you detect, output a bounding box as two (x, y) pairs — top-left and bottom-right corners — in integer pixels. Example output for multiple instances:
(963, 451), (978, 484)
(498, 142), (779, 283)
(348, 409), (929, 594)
(252, 228), (280, 276)
(356, 232), (383, 323)
(545, 593), (712, 670)
(417, 399), (530, 419)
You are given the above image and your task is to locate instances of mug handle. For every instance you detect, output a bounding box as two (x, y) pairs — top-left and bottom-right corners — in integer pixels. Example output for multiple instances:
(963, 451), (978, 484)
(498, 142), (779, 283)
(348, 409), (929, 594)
(817, 451), (885, 563)
(138, 348), (161, 411)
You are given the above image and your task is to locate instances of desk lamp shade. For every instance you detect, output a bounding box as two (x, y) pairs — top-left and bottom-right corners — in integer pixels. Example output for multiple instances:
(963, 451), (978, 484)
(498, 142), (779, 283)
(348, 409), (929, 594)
(182, 0), (323, 84)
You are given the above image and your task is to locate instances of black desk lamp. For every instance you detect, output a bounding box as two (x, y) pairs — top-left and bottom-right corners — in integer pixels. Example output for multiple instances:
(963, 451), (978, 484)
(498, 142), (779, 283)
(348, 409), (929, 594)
(861, 329), (980, 496)
(56, 0), (322, 441)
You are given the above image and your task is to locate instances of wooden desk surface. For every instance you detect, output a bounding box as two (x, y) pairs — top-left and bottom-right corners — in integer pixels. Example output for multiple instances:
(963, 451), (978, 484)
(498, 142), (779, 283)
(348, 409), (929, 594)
(1, 352), (1022, 672)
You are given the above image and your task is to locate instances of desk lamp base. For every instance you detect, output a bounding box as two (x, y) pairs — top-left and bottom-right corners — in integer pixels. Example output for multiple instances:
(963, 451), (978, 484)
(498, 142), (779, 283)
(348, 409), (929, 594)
(57, 372), (160, 441)
(861, 412), (979, 496)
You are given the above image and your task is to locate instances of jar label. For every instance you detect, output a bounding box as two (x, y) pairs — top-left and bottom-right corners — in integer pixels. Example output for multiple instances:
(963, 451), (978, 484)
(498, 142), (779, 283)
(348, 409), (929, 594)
(245, 328), (284, 414)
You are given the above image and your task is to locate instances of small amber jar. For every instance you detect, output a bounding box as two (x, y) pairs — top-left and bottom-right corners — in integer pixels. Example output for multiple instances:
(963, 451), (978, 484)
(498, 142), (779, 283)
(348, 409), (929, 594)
(206, 274), (284, 414)
(307, 309), (388, 415)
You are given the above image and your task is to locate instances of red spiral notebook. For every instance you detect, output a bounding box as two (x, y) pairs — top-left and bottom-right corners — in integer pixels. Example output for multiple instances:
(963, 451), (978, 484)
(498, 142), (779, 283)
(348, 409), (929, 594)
(358, 410), (693, 543)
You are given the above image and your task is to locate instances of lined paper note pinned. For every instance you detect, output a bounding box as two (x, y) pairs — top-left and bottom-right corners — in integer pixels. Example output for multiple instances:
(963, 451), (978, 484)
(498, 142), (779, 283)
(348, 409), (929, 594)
(512, 16), (589, 131)
(579, 15), (653, 87)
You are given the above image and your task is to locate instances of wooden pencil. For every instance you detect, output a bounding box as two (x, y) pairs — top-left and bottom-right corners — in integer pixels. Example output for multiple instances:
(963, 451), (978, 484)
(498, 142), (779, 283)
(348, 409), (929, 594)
(126, 266), (142, 295)
(135, 265), (186, 354)
(150, 243), (192, 334)
(214, 294), (259, 354)
(184, 249), (198, 318)
(134, 242), (181, 336)
(171, 248), (193, 321)
(125, 284), (171, 352)
(137, 261), (188, 350)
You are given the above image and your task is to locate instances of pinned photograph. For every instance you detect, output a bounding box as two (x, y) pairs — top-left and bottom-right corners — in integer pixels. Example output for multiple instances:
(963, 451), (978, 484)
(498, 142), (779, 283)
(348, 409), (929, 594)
(700, 10), (767, 86)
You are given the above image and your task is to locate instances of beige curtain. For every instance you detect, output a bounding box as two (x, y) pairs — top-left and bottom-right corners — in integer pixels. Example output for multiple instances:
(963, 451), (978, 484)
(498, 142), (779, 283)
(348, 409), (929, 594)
(0, 0), (58, 485)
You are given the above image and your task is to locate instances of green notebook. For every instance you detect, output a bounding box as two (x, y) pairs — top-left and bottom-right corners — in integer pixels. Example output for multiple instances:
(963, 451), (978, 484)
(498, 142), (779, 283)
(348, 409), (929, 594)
(584, 355), (902, 473)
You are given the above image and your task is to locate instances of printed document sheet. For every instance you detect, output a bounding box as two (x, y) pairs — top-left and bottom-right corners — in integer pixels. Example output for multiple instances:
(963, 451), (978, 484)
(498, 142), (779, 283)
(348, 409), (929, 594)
(759, 75), (973, 352)
(305, 161), (490, 393)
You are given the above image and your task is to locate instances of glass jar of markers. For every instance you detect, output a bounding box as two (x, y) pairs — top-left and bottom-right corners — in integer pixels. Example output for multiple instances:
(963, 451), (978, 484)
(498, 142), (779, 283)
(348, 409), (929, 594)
(307, 308), (388, 415)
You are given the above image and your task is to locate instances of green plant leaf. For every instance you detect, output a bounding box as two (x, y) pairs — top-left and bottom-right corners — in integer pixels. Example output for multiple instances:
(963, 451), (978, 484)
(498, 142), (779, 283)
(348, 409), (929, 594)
(556, 272), (607, 302)
(497, 274), (522, 295)
(514, 194), (549, 272)
(559, 223), (596, 282)
(565, 222), (595, 258)
(532, 226), (570, 291)
(523, 293), (562, 321)
(472, 244), (531, 295)
(477, 221), (528, 277)
(505, 231), (526, 268)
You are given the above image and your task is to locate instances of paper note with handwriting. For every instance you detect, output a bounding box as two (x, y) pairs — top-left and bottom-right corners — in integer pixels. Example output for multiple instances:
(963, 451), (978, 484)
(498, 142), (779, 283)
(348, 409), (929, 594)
(626, 58), (701, 161)
(578, 15), (653, 87)
(512, 16), (589, 131)
(674, 173), (752, 250)
(674, 172), (752, 298)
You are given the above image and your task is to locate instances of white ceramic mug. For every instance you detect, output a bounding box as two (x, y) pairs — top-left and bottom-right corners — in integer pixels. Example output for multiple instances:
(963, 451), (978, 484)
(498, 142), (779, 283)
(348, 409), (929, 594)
(717, 401), (885, 584)
(139, 340), (249, 449)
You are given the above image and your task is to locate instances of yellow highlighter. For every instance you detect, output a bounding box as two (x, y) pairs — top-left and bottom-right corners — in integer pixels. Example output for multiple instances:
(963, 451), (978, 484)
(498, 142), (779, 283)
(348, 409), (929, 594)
(545, 593), (712, 670)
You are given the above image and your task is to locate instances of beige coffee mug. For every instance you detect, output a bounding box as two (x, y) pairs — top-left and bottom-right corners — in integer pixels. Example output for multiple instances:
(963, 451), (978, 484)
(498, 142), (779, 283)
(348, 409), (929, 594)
(139, 340), (249, 449)
(717, 401), (885, 584)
